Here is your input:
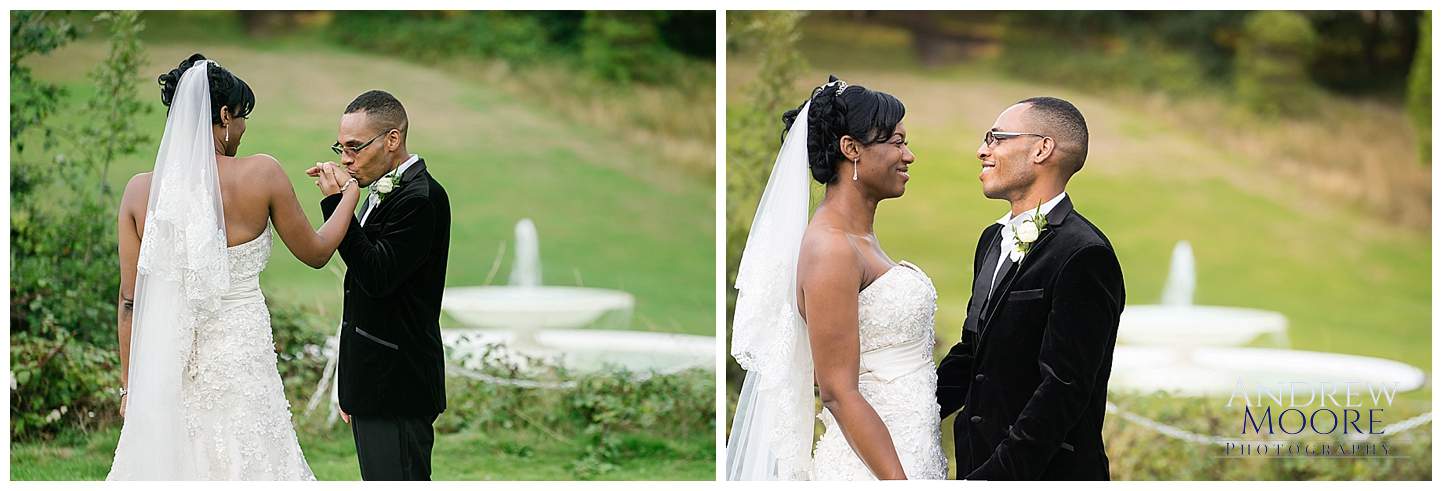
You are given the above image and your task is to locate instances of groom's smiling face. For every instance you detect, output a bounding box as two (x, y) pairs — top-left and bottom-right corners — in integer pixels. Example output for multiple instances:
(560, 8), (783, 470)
(977, 104), (1039, 200)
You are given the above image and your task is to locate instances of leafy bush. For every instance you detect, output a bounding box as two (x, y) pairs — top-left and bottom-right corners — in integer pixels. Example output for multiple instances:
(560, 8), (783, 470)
(10, 11), (148, 440)
(10, 330), (120, 437)
(1234, 11), (1321, 117)
(990, 11), (1234, 97)
(437, 342), (714, 479)
(996, 32), (1211, 96)
(579, 11), (687, 85)
(325, 11), (708, 86)
(9, 11), (78, 143)
(1105, 392), (1432, 480)
(269, 301), (332, 406)
(327, 11), (555, 68)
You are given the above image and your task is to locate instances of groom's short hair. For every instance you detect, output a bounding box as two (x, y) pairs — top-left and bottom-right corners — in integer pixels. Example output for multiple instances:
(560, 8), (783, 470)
(1017, 96), (1088, 176)
(346, 90), (409, 141)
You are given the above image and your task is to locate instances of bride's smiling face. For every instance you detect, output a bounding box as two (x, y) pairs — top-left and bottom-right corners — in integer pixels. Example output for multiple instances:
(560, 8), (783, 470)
(854, 121), (915, 199)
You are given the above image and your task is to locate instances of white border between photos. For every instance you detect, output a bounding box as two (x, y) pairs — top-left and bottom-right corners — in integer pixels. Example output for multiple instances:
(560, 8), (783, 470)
(715, 6), (730, 484)
(4, 1), (1439, 489)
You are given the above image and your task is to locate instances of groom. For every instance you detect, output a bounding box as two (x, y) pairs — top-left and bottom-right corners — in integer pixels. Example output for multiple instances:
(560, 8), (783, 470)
(313, 90), (451, 480)
(937, 97), (1125, 480)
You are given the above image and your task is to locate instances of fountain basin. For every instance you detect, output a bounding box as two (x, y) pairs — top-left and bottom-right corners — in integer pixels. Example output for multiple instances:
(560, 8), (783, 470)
(442, 286), (634, 329)
(1118, 305), (1287, 347)
(1110, 346), (1427, 396)
(443, 328), (713, 373)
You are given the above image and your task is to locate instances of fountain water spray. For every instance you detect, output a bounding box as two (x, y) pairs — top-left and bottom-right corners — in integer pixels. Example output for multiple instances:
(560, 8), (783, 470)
(509, 218), (541, 288)
(1160, 240), (1193, 306)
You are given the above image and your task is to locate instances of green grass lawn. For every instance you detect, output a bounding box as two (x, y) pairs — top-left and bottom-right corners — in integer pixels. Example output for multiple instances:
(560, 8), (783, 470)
(727, 23), (1430, 478)
(10, 425), (714, 481)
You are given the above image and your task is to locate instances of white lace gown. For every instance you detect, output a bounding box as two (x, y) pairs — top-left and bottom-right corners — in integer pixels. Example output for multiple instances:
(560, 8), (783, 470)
(178, 225), (314, 480)
(811, 260), (949, 480)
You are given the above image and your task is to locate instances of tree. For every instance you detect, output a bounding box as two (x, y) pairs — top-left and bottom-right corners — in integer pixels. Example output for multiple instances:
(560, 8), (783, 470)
(724, 11), (807, 289)
(1234, 11), (1321, 117)
(1405, 11), (1430, 164)
(10, 10), (150, 438)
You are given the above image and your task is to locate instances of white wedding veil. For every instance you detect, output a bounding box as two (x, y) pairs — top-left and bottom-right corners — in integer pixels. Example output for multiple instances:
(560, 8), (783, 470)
(109, 61), (229, 480)
(726, 98), (816, 480)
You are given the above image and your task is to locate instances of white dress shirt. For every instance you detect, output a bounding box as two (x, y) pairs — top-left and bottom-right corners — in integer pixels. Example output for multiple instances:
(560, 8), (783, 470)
(990, 191), (1067, 295)
(360, 154), (419, 226)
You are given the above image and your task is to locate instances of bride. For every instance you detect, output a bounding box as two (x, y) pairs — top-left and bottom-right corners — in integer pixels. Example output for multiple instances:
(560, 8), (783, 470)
(728, 76), (947, 480)
(109, 54), (361, 480)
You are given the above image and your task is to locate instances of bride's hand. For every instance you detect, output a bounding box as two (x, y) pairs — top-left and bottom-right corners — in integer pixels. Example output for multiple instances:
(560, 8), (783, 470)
(119, 394), (128, 418)
(315, 163), (345, 196)
(326, 163), (359, 195)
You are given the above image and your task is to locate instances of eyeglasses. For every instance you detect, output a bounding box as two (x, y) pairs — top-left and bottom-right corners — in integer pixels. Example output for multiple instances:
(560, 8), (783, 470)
(331, 128), (397, 156)
(983, 130), (1048, 147)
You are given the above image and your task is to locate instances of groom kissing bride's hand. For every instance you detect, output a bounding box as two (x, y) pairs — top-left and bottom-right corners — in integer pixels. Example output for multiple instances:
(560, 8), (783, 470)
(307, 161), (354, 197)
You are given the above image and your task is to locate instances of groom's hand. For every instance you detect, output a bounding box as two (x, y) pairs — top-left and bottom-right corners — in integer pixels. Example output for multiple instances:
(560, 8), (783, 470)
(339, 406), (351, 424)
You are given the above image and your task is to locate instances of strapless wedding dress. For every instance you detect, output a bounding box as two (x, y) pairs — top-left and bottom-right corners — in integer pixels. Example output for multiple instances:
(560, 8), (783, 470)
(811, 260), (948, 480)
(110, 224), (314, 480)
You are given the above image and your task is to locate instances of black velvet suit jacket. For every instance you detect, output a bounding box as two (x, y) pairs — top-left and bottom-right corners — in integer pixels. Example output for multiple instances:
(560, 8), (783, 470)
(937, 195), (1125, 480)
(321, 159), (451, 418)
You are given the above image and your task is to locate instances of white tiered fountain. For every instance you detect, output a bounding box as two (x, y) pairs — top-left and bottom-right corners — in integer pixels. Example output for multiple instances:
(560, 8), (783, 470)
(443, 219), (635, 348)
(439, 219), (713, 373)
(1109, 241), (1426, 396)
(306, 219), (712, 422)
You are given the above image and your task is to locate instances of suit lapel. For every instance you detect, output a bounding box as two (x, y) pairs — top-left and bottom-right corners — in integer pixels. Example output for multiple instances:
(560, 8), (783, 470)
(364, 159), (427, 230)
(980, 241), (1026, 323)
(979, 195), (1076, 330)
(963, 225), (1003, 334)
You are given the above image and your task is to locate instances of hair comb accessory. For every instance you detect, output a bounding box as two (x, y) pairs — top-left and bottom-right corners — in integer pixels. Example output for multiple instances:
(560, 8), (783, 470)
(811, 78), (851, 99)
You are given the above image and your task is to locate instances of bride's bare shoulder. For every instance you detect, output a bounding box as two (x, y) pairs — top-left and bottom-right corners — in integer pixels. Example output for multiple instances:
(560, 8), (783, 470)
(123, 171), (153, 189)
(233, 153), (290, 184)
(798, 223), (861, 274)
(235, 153), (283, 171)
(119, 172), (153, 210)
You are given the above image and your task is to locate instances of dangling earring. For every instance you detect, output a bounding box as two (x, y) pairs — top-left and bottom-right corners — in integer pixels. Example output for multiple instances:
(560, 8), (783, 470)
(852, 159), (859, 181)
(223, 125), (229, 144)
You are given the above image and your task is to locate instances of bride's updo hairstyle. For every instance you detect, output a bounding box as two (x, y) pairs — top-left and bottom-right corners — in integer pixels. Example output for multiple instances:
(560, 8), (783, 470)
(158, 53), (255, 125)
(781, 75), (905, 184)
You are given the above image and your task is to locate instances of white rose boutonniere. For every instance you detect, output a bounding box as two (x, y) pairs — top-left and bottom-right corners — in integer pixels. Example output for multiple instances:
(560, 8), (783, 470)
(372, 169), (400, 201)
(1008, 201), (1049, 263)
